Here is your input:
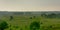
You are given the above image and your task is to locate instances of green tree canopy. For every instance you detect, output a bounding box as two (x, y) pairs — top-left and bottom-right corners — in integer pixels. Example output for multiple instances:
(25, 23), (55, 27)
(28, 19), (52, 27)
(0, 20), (9, 30)
(30, 21), (40, 30)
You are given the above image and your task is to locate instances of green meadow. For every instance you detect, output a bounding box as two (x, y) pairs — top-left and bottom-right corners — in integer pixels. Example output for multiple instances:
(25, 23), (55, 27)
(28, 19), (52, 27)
(1, 15), (40, 30)
(0, 12), (60, 30)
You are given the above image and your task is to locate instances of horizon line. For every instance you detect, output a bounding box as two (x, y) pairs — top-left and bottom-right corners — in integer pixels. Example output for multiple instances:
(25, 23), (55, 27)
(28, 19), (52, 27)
(0, 10), (60, 12)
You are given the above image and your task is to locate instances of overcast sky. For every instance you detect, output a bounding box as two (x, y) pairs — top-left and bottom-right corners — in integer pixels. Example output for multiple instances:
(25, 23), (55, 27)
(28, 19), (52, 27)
(0, 0), (60, 11)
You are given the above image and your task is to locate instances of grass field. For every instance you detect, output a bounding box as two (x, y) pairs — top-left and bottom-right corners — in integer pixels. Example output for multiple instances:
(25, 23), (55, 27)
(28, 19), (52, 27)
(0, 15), (60, 30)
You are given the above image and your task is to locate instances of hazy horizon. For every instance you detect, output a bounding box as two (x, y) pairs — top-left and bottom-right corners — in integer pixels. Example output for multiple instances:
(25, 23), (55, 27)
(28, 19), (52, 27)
(0, 0), (60, 11)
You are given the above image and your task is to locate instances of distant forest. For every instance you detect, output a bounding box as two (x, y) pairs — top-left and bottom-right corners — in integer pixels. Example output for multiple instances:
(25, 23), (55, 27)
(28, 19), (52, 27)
(0, 11), (60, 16)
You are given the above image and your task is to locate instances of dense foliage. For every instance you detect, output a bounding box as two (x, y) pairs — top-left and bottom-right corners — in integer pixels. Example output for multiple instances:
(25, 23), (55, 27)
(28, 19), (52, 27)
(0, 21), (9, 30)
(30, 21), (40, 30)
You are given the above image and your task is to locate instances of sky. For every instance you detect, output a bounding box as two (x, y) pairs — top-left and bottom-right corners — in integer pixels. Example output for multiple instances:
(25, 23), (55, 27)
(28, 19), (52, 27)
(0, 0), (60, 11)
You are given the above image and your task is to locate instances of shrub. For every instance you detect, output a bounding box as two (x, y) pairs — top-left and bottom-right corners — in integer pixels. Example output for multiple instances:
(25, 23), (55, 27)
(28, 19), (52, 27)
(33, 16), (36, 18)
(13, 25), (19, 29)
(10, 28), (12, 30)
(0, 21), (9, 30)
(30, 21), (40, 30)
(40, 22), (43, 24)
(29, 17), (32, 19)
(10, 16), (13, 21)
(20, 28), (23, 30)
(49, 25), (53, 28)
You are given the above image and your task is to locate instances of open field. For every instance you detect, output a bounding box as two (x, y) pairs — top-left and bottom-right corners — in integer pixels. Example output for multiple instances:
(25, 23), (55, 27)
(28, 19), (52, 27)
(1, 15), (40, 30)
(0, 15), (60, 30)
(0, 12), (60, 30)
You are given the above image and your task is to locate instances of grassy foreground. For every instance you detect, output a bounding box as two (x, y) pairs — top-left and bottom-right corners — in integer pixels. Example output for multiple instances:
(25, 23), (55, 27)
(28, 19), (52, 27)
(0, 15), (60, 30)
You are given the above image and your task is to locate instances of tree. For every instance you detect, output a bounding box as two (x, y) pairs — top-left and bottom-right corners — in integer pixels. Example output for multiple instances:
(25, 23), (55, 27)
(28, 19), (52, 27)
(0, 21), (9, 30)
(29, 17), (32, 19)
(47, 13), (56, 18)
(30, 21), (40, 30)
(10, 16), (13, 21)
(33, 16), (36, 18)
